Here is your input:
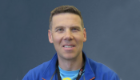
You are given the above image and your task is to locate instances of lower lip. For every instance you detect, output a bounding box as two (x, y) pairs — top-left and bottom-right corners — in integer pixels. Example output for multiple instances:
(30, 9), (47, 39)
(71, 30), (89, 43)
(63, 46), (75, 51)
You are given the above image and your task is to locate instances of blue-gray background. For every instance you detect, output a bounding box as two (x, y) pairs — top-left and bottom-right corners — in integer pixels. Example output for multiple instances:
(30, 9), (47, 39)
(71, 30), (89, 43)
(0, 0), (140, 80)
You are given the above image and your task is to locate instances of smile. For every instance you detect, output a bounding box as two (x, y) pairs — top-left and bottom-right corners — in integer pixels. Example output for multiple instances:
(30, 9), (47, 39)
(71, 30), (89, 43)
(63, 45), (75, 51)
(64, 46), (74, 48)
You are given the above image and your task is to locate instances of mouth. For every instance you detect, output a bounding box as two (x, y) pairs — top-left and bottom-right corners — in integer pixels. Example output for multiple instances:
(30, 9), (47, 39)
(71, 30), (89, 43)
(63, 45), (75, 48)
(62, 45), (75, 51)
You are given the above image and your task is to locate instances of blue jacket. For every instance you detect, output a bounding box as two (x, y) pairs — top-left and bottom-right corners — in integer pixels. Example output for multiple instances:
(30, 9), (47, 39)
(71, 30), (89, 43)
(23, 52), (120, 80)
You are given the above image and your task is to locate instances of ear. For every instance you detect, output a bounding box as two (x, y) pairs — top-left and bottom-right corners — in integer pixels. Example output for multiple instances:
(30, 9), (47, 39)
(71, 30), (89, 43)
(83, 28), (87, 42)
(48, 30), (53, 43)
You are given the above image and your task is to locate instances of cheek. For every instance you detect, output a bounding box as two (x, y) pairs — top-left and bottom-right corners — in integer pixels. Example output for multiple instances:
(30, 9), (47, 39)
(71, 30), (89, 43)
(74, 34), (84, 42)
(52, 34), (63, 44)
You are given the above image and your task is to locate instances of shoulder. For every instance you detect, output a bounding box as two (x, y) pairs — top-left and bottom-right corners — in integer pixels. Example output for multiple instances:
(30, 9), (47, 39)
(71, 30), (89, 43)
(88, 58), (120, 80)
(88, 58), (112, 72)
(22, 60), (50, 80)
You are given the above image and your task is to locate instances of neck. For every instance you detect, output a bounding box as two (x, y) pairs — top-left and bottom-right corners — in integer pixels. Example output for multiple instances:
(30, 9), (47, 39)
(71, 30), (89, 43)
(58, 53), (84, 71)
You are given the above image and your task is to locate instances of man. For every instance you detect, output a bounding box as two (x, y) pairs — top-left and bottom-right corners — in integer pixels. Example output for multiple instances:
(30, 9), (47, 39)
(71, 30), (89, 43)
(23, 5), (120, 80)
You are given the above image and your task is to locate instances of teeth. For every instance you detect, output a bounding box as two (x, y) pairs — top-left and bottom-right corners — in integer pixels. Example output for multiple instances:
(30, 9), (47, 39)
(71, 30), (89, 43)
(64, 46), (73, 48)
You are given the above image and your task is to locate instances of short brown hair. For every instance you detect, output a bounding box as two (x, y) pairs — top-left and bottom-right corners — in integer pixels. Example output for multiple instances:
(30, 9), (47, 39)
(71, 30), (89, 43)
(49, 5), (84, 29)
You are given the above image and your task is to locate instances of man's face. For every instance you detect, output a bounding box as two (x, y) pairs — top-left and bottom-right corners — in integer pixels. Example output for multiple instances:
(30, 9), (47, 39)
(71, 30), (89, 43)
(48, 13), (86, 60)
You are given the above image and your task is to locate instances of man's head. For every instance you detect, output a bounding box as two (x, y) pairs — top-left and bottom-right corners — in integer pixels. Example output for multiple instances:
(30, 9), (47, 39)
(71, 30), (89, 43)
(49, 5), (84, 30)
(48, 5), (86, 60)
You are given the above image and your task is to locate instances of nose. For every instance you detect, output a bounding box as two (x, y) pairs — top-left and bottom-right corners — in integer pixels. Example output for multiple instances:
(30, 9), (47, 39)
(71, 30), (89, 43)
(64, 29), (73, 41)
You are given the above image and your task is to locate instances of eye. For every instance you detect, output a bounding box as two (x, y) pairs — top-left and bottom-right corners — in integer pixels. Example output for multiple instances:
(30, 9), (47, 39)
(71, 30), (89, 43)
(72, 28), (79, 31)
(57, 28), (64, 32)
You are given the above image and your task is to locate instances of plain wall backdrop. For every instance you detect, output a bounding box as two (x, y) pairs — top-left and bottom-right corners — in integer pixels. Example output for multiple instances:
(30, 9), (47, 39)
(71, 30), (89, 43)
(0, 0), (140, 80)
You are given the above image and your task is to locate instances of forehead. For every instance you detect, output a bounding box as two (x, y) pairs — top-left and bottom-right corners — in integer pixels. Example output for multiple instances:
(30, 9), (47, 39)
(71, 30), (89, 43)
(51, 13), (82, 28)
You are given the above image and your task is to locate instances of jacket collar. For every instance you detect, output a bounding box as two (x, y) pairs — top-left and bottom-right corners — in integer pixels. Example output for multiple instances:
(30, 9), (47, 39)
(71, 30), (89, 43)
(42, 53), (58, 80)
(42, 51), (95, 80)
(82, 51), (95, 80)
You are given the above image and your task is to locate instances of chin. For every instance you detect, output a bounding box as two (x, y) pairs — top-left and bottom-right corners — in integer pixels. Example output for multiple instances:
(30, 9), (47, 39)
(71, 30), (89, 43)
(63, 55), (77, 60)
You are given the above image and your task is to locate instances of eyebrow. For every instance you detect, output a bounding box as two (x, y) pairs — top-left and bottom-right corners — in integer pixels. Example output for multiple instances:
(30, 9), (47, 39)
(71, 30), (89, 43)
(70, 26), (81, 30)
(55, 26), (64, 29)
(71, 26), (80, 28)
(54, 26), (81, 30)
